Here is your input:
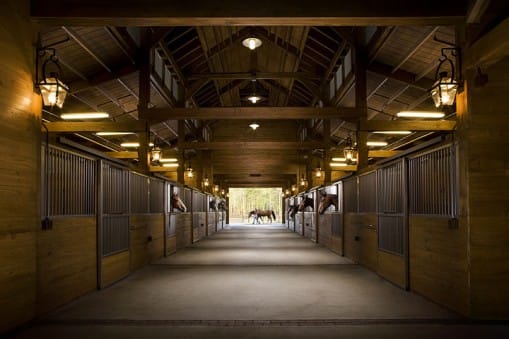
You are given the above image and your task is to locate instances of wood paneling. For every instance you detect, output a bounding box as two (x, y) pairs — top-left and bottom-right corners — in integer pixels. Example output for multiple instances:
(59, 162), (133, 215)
(175, 213), (192, 249)
(462, 52), (509, 318)
(409, 216), (468, 315)
(378, 251), (406, 288)
(344, 213), (377, 269)
(330, 236), (343, 255)
(36, 217), (97, 315)
(0, 0), (39, 332)
(101, 251), (130, 288)
(318, 214), (332, 247)
(0, 232), (36, 333)
(166, 236), (177, 256)
(192, 212), (207, 243)
(130, 214), (165, 270)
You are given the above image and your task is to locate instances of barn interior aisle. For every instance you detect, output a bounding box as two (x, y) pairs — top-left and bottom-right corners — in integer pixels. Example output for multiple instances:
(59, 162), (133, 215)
(13, 224), (508, 339)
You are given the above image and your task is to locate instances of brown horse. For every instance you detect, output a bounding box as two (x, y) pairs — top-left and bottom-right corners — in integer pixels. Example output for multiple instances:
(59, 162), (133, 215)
(288, 204), (298, 219)
(248, 209), (276, 224)
(297, 195), (314, 212)
(317, 191), (338, 214)
(171, 192), (187, 212)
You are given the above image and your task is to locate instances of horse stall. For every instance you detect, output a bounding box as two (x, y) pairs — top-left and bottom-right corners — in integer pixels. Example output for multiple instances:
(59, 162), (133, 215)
(303, 190), (317, 242)
(294, 195), (304, 235)
(317, 182), (343, 255)
(172, 185), (192, 250)
(206, 194), (217, 236)
(192, 190), (207, 243)
(286, 197), (295, 231)
(129, 172), (165, 272)
(165, 182), (177, 255)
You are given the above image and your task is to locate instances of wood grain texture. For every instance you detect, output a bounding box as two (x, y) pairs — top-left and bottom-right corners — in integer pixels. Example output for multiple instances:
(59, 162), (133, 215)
(101, 251), (130, 288)
(377, 251), (406, 288)
(0, 0), (39, 332)
(409, 216), (468, 315)
(166, 236), (177, 256)
(175, 213), (192, 249)
(36, 217), (97, 315)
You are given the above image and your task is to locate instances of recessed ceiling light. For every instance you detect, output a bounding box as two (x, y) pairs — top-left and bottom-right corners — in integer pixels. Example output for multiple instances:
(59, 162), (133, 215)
(96, 132), (135, 136)
(366, 141), (388, 147)
(396, 111), (445, 118)
(372, 131), (412, 135)
(60, 112), (109, 120)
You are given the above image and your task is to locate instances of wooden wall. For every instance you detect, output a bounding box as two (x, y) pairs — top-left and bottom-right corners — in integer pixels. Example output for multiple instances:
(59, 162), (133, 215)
(461, 22), (509, 318)
(130, 214), (165, 271)
(101, 251), (130, 288)
(176, 213), (192, 249)
(37, 217), (97, 315)
(0, 0), (39, 332)
(192, 212), (207, 243)
(207, 213), (216, 236)
(409, 216), (469, 315)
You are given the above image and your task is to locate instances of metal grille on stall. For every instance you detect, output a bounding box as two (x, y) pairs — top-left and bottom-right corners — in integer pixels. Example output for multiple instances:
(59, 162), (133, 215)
(130, 172), (149, 214)
(42, 146), (96, 217)
(377, 160), (406, 256)
(359, 171), (377, 213)
(408, 144), (458, 217)
(149, 178), (165, 213)
(100, 162), (130, 256)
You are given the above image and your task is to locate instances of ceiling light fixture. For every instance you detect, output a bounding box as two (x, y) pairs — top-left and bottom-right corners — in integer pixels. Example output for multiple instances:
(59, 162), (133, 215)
(120, 142), (154, 148)
(242, 37), (262, 50)
(60, 112), (110, 120)
(430, 48), (461, 109)
(343, 136), (358, 165)
(332, 157), (346, 162)
(162, 163), (179, 168)
(396, 111), (445, 119)
(159, 158), (178, 163)
(249, 122), (260, 130)
(372, 131), (412, 135)
(96, 131), (135, 136)
(366, 141), (388, 147)
(330, 162), (349, 167)
(150, 146), (162, 164)
(35, 46), (69, 108)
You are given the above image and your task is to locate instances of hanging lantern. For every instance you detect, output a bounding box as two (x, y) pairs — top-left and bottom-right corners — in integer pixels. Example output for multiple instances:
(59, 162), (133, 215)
(36, 48), (69, 108)
(429, 48), (461, 109)
(150, 146), (162, 164)
(343, 136), (358, 165)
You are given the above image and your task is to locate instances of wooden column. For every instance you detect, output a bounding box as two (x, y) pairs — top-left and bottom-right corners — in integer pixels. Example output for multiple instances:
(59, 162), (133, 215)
(137, 28), (151, 172)
(323, 119), (331, 184)
(177, 120), (185, 184)
(460, 18), (509, 318)
(354, 36), (369, 169)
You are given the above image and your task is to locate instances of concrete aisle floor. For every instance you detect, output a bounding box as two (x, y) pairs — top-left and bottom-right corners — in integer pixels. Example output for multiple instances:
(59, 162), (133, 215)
(9, 224), (509, 338)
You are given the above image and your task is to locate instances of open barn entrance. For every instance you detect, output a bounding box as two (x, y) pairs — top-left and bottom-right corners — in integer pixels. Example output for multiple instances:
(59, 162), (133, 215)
(228, 187), (282, 224)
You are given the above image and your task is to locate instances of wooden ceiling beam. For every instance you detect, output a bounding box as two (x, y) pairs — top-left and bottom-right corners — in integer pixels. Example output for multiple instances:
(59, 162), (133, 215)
(181, 141), (328, 150)
(360, 119), (456, 131)
(44, 121), (147, 133)
(146, 107), (359, 123)
(189, 72), (320, 80)
(367, 61), (434, 90)
(368, 150), (402, 158)
(31, 0), (466, 26)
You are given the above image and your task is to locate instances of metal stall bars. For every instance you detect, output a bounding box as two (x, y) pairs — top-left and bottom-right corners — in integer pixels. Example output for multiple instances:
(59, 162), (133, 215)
(97, 161), (130, 288)
(43, 145), (96, 218)
(377, 159), (408, 289)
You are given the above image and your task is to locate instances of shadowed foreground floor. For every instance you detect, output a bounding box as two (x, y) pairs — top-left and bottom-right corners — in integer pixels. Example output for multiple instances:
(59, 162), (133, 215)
(9, 224), (509, 338)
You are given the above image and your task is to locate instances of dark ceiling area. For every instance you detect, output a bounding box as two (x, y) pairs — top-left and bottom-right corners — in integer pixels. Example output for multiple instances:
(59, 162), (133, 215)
(33, 0), (500, 187)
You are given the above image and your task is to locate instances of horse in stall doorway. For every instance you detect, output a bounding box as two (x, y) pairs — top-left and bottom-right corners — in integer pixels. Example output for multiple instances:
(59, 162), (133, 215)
(317, 191), (338, 214)
(171, 192), (187, 212)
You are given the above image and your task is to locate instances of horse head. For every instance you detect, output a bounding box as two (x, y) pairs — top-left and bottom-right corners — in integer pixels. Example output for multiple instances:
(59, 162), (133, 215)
(217, 198), (226, 211)
(318, 192), (338, 214)
(171, 193), (187, 212)
(288, 205), (298, 219)
(209, 196), (218, 211)
(298, 195), (314, 212)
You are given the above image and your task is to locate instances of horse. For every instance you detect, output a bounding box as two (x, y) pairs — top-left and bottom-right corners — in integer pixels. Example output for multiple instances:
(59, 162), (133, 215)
(209, 196), (226, 212)
(317, 191), (338, 214)
(288, 204), (299, 219)
(248, 209), (276, 224)
(171, 192), (187, 212)
(297, 195), (314, 212)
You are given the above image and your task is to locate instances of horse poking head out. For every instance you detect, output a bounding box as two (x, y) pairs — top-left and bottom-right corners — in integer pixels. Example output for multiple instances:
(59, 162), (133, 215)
(297, 195), (314, 212)
(317, 191), (338, 214)
(209, 196), (226, 212)
(171, 192), (187, 212)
